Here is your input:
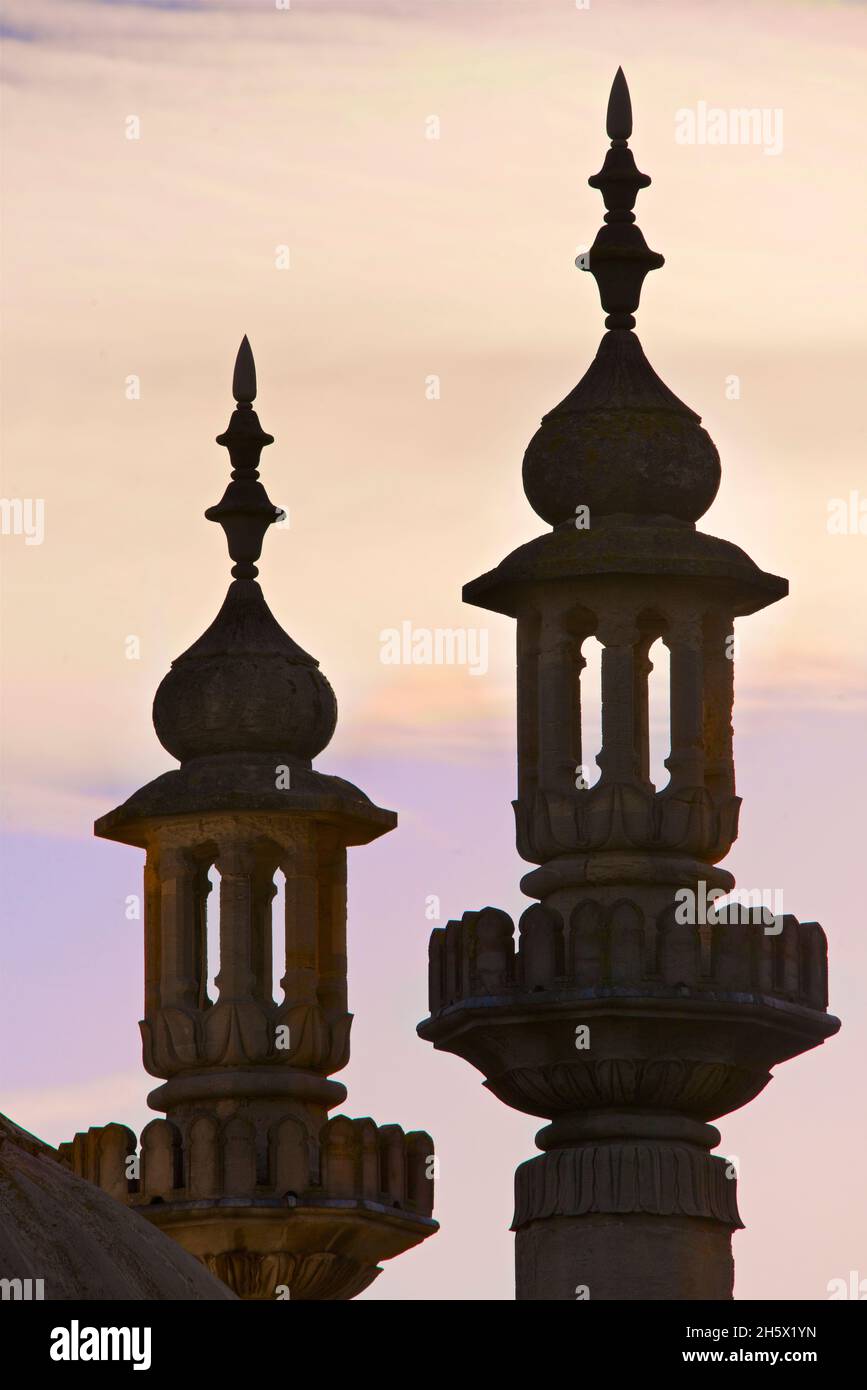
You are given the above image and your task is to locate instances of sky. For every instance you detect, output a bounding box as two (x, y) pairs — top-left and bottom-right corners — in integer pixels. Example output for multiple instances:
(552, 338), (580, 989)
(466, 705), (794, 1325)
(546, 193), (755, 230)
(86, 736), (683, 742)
(1, 0), (865, 1300)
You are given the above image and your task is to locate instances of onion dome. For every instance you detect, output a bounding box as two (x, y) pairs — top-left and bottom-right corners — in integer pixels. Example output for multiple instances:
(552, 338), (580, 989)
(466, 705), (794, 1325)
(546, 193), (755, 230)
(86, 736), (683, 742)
(522, 68), (721, 527)
(152, 338), (337, 766)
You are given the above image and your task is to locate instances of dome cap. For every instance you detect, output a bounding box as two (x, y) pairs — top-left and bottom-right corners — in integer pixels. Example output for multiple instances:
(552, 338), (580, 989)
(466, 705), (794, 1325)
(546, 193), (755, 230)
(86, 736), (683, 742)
(153, 339), (337, 765)
(523, 70), (721, 527)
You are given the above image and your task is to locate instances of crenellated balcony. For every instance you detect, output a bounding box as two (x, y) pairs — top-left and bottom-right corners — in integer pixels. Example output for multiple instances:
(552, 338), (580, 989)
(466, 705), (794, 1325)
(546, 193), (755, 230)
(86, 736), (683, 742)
(421, 904), (836, 1121)
(58, 1115), (435, 1301)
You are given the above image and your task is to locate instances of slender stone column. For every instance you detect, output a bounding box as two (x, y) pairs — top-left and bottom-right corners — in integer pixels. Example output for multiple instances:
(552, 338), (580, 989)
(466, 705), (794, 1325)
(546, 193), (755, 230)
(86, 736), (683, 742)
(192, 863), (212, 1010)
(537, 617), (582, 794)
(143, 848), (162, 1018)
(596, 617), (639, 785)
(703, 616), (736, 802)
(632, 632), (655, 787)
(317, 833), (349, 1025)
(214, 841), (258, 1003)
(664, 615), (705, 791)
(280, 835), (319, 1009)
(516, 614), (540, 802)
(249, 855), (278, 1006)
(158, 848), (199, 1010)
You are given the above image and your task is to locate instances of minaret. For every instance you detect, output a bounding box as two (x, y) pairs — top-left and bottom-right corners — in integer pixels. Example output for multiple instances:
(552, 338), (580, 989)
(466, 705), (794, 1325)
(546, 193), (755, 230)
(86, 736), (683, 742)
(61, 339), (437, 1300)
(418, 71), (838, 1301)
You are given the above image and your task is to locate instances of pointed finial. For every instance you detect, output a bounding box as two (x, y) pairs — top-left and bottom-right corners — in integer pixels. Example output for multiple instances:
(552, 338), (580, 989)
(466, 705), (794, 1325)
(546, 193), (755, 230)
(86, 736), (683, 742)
(606, 66), (632, 141)
(580, 68), (664, 331)
(206, 339), (280, 581)
(232, 334), (257, 403)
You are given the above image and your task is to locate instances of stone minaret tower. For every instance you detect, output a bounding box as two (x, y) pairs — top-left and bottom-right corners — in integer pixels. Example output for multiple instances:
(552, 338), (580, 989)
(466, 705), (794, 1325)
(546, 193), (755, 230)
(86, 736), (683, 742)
(418, 70), (839, 1301)
(61, 339), (437, 1300)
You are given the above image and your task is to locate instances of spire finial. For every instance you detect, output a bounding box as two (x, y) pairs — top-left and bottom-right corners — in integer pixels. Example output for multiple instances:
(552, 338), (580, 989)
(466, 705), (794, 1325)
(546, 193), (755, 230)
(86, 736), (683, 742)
(580, 68), (664, 331)
(206, 337), (280, 581)
(232, 334), (257, 404)
(606, 65), (632, 141)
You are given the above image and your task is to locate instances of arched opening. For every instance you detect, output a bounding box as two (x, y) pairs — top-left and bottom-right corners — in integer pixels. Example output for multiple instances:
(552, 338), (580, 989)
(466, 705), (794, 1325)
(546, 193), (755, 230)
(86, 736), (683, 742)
(647, 637), (671, 791)
(203, 851), (284, 1007)
(206, 865), (221, 1001)
(578, 635), (603, 789)
(272, 870), (286, 1006)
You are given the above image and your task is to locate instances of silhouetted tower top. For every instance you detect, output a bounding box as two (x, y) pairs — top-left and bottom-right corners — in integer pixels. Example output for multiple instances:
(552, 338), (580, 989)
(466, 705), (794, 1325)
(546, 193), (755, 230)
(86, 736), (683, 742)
(97, 338), (392, 844)
(466, 70), (786, 617)
(520, 69), (723, 531)
(152, 336), (336, 769)
(585, 65), (664, 332)
(206, 334), (278, 582)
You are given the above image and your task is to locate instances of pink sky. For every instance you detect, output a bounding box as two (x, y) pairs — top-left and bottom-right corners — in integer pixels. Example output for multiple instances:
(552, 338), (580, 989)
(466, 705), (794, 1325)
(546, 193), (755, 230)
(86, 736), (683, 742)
(1, 0), (865, 1298)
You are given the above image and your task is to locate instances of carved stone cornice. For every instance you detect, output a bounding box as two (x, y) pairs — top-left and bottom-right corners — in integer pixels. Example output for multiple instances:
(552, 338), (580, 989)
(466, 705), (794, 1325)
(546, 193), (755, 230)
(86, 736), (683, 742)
(141, 1000), (351, 1078)
(512, 1143), (742, 1230)
(420, 988), (839, 1123)
(202, 1249), (379, 1302)
(490, 1056), (760, 1119)
(515, 783), (740, 864)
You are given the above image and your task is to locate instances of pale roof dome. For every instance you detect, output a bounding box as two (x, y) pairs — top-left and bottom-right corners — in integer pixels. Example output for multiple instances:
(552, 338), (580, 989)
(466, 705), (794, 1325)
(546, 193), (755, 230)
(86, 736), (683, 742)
(0, 1114), (236, 1301)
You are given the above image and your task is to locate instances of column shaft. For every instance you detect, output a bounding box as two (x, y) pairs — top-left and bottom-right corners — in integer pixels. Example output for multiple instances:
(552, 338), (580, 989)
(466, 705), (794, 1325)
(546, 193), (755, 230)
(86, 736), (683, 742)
(536, 620), (582, 793)
(158, 848), (198, 1009)
(143, 849), (161, 1017)
(703, 618), (736, 801)
(280, 836), (319, 1008)
(516, 616), (540, 802)
(665, 621), (705, 791)
(214, 842), (258, 1002)
(516, 1213), (734, 1300)
(597, 640), (637, 784)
